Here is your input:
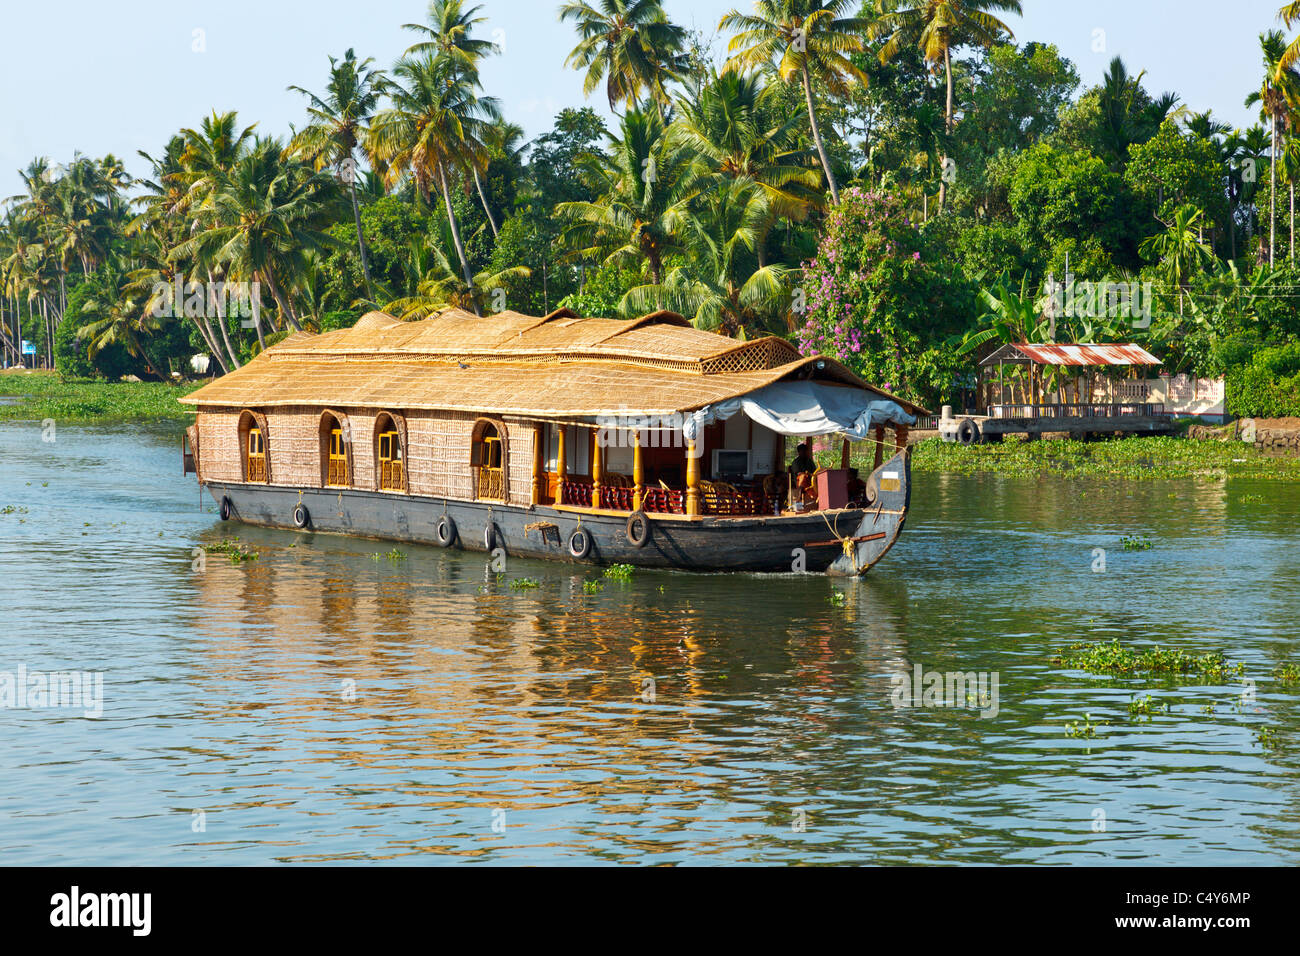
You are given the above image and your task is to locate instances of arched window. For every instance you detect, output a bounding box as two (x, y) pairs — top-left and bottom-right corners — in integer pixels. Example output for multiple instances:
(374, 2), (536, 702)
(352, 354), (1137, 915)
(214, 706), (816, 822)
(238, 410), (270, 483)
(320, 410), (352, 488)
(471, 418), (508, 501)
(375, 412), (406, 492)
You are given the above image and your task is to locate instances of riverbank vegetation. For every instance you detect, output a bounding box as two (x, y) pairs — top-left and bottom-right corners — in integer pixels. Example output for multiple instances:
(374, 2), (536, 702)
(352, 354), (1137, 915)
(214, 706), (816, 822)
(4, 1), (1300, 413)
(0, 371), (197, 424)
(907, 434), (1300, 479)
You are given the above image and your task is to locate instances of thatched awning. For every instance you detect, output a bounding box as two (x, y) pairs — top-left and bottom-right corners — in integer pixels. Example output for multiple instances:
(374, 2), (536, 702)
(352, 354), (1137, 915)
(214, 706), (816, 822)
(181, 309), (929, 418)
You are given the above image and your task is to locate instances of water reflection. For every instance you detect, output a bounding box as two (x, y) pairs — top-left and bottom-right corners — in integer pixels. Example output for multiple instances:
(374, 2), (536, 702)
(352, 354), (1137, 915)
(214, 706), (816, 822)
(1, 424), (1298, 863)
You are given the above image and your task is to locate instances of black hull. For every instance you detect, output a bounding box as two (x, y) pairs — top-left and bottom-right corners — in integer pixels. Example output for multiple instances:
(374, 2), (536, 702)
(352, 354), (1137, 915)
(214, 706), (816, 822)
(204, 451), (911, 576)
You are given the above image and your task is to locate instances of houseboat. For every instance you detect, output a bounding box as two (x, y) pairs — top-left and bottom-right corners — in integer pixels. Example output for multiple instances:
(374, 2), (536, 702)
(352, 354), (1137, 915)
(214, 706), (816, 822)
(180, 308), (926, 575)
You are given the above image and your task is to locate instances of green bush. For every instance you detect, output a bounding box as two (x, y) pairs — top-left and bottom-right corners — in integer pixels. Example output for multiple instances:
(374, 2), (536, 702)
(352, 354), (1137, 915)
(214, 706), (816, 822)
(1226, 342), (1300, 417)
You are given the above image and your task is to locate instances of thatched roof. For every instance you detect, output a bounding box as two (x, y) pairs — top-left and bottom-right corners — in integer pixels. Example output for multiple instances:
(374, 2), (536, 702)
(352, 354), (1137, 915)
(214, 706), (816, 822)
(181, 309), (928, 418)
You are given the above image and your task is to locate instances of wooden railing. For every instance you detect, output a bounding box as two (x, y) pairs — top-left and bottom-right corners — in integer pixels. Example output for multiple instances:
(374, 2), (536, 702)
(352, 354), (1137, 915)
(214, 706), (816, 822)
(562, 480), (772, 516)
(379, 460), (405, 491)
(246, 456), (267, 482)
(560, 480), (593, 507)
(601, 485), (636, 511)
(988, 402), (1168, 420)
(476, 467), (505, 501)
(642, 487), (684, 514)
(327, 458), (347, 486)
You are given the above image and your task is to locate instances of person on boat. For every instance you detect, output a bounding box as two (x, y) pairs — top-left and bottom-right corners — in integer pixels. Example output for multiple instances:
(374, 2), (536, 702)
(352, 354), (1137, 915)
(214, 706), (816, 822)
(790, 444), (818, 505)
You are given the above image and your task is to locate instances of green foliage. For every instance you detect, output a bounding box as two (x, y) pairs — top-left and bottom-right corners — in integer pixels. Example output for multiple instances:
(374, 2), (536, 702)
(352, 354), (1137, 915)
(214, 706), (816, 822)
(797, 188), (973, 407)
(1125, 122), (1227, 228)
(1007, 142), (1143, 272)
(1051, 639), (1245, 682)
(0, 374), (199, 423)
(558, 260), (641, 317)
(908, 435), (1300, 480)
(1226, 341), (1300, 417)
(603, 563), (635, 581)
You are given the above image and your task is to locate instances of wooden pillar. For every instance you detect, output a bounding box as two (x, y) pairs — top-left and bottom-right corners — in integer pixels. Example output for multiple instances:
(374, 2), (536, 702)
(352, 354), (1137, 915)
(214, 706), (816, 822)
(556, 425), (567, 504)
(774, 434), (785, 474)
(873, 426), (885, 470)
(840, 436), (851, 470)
(894, 424), (909, 454)
(685, 441), (700, 517)
(530, 424), (543, 505)
(592, 427), (603, 509)
(632, 431), (644, 511)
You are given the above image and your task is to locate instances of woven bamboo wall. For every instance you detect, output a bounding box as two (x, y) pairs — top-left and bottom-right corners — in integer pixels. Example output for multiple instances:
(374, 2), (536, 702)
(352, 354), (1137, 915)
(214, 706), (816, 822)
(201, 405), (539, 505)
(503, 416), (536, 505)
(263, 406), (326, 487)
(413, 409), (475, 499)
(196, 410), (242, 482)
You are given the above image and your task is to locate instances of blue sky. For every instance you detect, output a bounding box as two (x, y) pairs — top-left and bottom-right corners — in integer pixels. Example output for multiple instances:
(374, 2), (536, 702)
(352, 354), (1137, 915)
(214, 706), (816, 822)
(0, 0), (1289, 197)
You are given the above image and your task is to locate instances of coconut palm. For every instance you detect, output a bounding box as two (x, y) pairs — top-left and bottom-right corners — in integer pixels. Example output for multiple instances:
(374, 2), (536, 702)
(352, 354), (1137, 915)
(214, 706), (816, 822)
(170, 138), (345, 336)
(288, 48), (388, 298)
(672, 67), (823, 258)
(557, 105), (696, 283)
(874, 0), (1020, 207)
(720, 0), (871, 205)
(403, 0), (505, 237)
(403, 0), (497, 70)
(1278, 1), (1300, 71)
(384, 226), (531, 319)
(76, 254), (166, 373)
(560, 0), (688, 117)
(619, 176), (793, 336)
(367, 54), (498, 296)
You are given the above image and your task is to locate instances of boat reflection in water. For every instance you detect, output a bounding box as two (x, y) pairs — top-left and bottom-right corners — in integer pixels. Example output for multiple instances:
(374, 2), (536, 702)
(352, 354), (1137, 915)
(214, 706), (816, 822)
(185, 528), (916, 860)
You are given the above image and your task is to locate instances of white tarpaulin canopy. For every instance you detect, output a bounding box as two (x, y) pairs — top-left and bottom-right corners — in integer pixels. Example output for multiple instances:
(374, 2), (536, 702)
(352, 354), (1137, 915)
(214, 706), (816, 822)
(682, 380), (917, 442)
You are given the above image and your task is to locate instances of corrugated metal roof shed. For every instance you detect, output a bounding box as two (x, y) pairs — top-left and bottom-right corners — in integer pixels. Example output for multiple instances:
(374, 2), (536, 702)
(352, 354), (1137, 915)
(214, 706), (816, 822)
(980, 343), (1162, 367)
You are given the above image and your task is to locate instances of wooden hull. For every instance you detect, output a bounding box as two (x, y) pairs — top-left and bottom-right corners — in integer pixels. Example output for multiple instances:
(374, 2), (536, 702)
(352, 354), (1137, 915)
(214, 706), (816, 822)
(204, 451), (911, 576)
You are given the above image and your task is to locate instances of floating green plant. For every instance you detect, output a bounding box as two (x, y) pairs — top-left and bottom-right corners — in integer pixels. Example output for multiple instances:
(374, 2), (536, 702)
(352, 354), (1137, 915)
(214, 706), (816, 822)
(0, 505), (30, 516)
(1256, 726), (1280, 749)
(1120, 533), (1154, 551)
(1272, 662), (1300, 685)
(1065, 714), (1108, 738)
(371, 548), (406, 562)
(603, 563), (635, 581)
(826, 591), (847, 607)
(1051, 640), (1244, 682)
(202, 538), (258, 563)
(509, 577), (539, 590)
(1128, 694), (1170, 719)
(582, 579), (604, 594)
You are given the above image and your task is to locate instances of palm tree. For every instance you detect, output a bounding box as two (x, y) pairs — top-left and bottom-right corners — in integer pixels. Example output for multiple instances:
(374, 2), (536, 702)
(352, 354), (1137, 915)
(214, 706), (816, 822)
(170, 138), (345, 337)
(1278, 1), (1300, 71)
(560, 0), (688, 117)
(403, 0), (504, 237)
(1140, 204), (1217, 311)
(367, 54), (498, 299)
(288, 48), (388, 299)
(619, 177), (793, 336)
(384, 230), (531, 319)
(557, 105), (696, 283)
(721, 0), (871, 205)
(76, 254), (166, 375)
(404, 0), (497, 70)
(1246, 30), (1300, 267)
(672, 67), (823, 259)
(874, 0), (1020, 208)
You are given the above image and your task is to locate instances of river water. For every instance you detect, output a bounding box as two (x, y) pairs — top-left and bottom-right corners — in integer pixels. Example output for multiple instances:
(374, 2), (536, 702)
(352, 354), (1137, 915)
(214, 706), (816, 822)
(1, 423), (1298, 865)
